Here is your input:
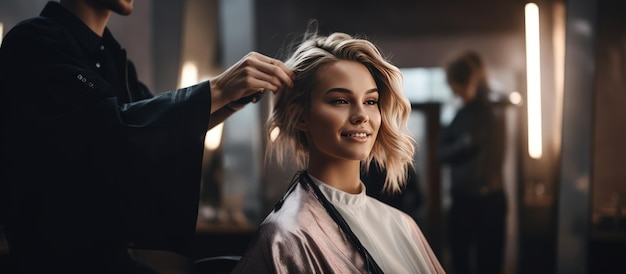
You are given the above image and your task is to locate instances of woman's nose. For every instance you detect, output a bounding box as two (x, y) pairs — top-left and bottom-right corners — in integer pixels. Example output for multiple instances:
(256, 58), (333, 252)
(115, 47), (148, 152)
(350, 105), (369, 124)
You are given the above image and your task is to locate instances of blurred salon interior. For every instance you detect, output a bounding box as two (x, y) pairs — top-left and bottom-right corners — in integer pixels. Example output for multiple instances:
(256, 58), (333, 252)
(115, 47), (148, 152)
(0, 0), (624, 273)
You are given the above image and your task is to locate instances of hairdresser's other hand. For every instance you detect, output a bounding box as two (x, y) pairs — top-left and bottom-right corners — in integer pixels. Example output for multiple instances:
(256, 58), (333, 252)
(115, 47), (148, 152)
(209, 52), (294, 114)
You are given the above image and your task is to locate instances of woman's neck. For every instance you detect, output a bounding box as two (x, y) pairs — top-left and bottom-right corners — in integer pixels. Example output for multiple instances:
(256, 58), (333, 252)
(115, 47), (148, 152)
(307, 158), (362, 194)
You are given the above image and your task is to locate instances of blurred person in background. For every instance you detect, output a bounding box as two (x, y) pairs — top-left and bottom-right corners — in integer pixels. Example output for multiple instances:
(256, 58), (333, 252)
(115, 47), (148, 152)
(438, 51), (506, 274)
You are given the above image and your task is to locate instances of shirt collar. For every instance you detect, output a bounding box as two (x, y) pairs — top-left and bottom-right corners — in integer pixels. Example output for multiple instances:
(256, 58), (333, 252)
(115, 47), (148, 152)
(40, 1), (122, 55)
(308, 174), (367, 206)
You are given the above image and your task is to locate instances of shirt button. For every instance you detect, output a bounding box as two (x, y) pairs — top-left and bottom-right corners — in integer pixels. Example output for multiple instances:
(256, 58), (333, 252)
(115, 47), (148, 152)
(95, 62), (101, 68)
(99, 45), (105, 50)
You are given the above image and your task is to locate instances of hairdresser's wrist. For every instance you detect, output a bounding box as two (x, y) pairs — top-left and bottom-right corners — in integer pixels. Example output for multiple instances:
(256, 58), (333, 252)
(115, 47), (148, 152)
(226, 91), (266, 112)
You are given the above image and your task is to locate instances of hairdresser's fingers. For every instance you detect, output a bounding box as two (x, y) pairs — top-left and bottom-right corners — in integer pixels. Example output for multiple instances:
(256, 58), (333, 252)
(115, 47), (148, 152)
(249, 52), (294, 93)
(211, 52), (293, 107)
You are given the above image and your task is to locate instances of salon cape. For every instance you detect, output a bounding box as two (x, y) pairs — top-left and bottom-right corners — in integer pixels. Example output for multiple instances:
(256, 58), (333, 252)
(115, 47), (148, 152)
(233, 174), (445, 273)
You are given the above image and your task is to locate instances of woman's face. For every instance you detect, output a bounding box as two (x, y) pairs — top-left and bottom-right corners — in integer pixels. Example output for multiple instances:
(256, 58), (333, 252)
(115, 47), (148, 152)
(299, 60), (381, 163)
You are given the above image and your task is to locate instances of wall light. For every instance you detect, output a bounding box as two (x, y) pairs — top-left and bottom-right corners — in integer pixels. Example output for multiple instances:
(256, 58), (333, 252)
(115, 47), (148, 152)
(179, 61), (198, 89)
(509, 91), (523, 105)
(205, 123), (224, 150)
(179, 61), (224, 150)
(525, 2), (543, 159)
(0, 22), (4, 45)
(269, 127), (280, 142)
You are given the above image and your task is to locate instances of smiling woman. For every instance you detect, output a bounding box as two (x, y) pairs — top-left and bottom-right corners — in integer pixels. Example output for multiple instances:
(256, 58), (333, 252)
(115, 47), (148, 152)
(301, 60), (382, 194)
(232, 28), (445, 273)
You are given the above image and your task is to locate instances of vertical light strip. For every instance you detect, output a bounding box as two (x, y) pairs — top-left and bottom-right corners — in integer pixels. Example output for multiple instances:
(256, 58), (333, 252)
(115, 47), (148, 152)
(0, 22), (4, 45)
(525, 3), (543, 159)
(552, 2), (566, 156)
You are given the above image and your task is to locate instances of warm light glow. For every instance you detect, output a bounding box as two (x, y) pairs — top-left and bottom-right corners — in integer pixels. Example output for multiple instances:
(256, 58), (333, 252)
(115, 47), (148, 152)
(269, 127), (280, 142)
(552, 1), (566, 157)
(0, 22), (4, 45)
(205, 123), (224, 150)
(525, 3), (543, 159)
(509, 91), (523, 105)
(179, 62), (198, 88)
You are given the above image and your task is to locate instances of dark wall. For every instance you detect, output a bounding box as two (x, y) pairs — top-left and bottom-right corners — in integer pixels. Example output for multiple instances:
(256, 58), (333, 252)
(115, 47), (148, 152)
(255, 0), (527, 67)
(151, 1), (184, 93)
(590, 0), (626, 272)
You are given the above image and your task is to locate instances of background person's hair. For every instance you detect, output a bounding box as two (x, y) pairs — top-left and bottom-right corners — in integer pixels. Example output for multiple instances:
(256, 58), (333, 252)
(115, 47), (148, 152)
(445, 50), (490, 99)
(266, 28), (415, 193)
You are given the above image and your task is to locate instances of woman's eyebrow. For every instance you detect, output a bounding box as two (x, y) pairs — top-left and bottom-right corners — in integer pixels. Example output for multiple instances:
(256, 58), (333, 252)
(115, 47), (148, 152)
(324, 87), (379, 95)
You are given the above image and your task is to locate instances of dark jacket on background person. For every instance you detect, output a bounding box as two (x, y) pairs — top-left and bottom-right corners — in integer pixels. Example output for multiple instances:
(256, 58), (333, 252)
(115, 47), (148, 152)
(438, 95), (505, 197)
(438, 93), (507, 274)
(0, 2), (211, 273)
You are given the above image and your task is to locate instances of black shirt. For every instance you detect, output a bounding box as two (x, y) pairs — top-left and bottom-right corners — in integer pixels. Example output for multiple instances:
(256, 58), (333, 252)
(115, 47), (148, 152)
(38, 2), (152, 103)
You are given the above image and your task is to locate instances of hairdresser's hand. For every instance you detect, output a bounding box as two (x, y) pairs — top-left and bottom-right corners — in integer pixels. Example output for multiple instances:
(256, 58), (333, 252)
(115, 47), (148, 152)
(209, 52), (294, 114)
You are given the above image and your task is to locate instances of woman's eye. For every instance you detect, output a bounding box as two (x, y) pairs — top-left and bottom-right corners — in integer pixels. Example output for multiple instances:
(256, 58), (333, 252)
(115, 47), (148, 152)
(365, 100), (379, 105)
(331, 99), (349, 105)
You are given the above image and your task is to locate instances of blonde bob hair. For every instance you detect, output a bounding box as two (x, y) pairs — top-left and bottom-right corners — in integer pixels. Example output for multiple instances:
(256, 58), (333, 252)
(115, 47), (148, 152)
(267, 31), (415, 193)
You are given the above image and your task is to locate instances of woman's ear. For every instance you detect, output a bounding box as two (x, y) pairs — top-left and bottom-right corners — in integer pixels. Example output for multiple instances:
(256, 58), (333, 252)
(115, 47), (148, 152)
(295, 115), (308, 131)
(290, 104), (309, 131)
